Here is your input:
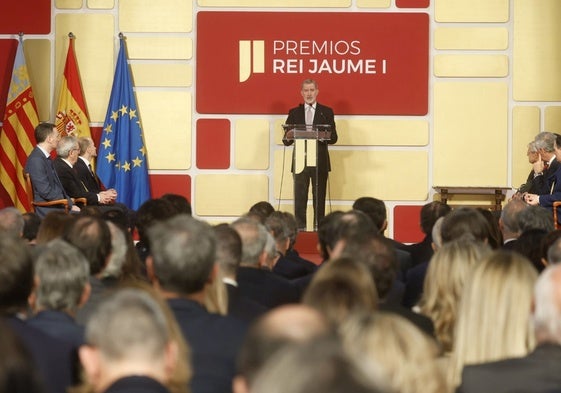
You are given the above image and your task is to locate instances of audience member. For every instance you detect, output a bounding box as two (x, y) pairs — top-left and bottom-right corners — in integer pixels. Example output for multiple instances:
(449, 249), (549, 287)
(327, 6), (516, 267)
(147, 214), (247, 393)
(35, 211), (75, 244)
(99, 221), (143, 285)
(499, 199), (528, 249)
(457, 263), (561, 393)
(247, 201), (274, 224)
(547, 234), (561, 264)
(513, 140), (541, 196)
(448, 250), (537, 389)
(134, 198), (176, 264)
(232, 217), (298, 309)
(79, 288), (183, 393)
(22, 212), (41, 244)
(0, 207), (24, 237)
(517, 204), (556, 233)
(341, 312), (446, 393)
(440, 207), (491, 245)
(539, 229), (561, 268)
(477, 208), (502, 249)
(28, 239), (90, 349)
(160, 193), (192, 216)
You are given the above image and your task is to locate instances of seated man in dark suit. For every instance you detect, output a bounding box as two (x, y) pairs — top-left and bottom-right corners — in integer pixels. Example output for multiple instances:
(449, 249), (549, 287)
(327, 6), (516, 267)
(24, 122), (80, 217)
(231, 217), (299, 309)
(27, 239), (90, 349)
(457, 263), (561, 393)
(0, 234), (74, 393)
(147, 215), (247, 393)
(54, 136), (116, 209)
(79, 288), (179, 393)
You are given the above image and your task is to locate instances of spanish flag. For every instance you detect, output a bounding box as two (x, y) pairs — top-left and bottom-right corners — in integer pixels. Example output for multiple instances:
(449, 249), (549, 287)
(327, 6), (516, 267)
(55, 34), (91, 139)
(0, 36), (39, 211)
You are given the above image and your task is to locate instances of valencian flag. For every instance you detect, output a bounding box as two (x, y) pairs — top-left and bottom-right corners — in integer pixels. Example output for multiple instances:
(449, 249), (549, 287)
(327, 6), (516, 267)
(55, 33), (91, 139)
(97, 34), (150, 210)
(0, 35), (39, 211)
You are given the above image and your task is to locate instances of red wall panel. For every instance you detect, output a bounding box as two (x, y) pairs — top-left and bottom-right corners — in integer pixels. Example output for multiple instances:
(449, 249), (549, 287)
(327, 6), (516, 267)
(149, 174), (191, 203)
(0, 1), (51, 34)
(196, 119), (230, 169)
(393, 205), (424, 243)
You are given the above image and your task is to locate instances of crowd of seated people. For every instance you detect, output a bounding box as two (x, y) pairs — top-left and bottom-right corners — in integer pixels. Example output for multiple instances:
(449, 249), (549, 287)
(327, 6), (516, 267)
(4, 187), (561, 393)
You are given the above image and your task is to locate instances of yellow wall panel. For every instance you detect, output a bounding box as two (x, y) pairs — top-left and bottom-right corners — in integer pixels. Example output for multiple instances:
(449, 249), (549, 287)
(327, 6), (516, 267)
(329, 151), (428, 201)
(273, 119), (429, 146)
(434, 55), (509, 78)
(197, 0), (350, 6)
(512, 106), (540, 190)
(88, 0), (114, 8)
(434, 28), (508, 50)
(357, 0), (391, 7)
(136, 91), (191, 170)
(195, 175), (269, 216)
(120, 0), (192, 33)
(235, 119), (270, 170)
(131, 64), (192, 87)
(56, 0), (82, 9)
(25, 40), (51, 122)
(55, 14), (115, 123)
(434, 82), (508, 187)
(514, 0), (561, 101)
(126, 37), (192, 60)
(545, 107), (561, 134)
(435, 0), (509, 22)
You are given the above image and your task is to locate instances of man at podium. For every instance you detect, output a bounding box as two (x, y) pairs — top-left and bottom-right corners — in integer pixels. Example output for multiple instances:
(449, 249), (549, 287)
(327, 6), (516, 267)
(283, 79), (338, 231)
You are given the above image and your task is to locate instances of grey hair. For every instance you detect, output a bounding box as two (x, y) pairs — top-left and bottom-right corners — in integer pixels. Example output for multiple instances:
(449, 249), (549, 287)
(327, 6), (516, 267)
(35, 239), (90, 313)
(231, 217), (269, 266)
(533, 264), (561, 344)
(431, 217), (445, 250)
(0, 207), (24, 237)
(85, 288), (170, 361)
(56, 136), (78, 158)
(527, 141), (538, 153)
(534, 131), (556, 153)
(101, 221), (127, 279)
(547, 237), (561, 265)
(500, 199), (528, 234)
(264, 231), (277, 261)
(518, 205), (555, 233)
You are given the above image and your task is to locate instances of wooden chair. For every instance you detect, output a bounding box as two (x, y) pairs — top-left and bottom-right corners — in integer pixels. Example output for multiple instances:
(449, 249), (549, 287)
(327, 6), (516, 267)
(554, 201), (561, 230)
(23, 171), (87, 213)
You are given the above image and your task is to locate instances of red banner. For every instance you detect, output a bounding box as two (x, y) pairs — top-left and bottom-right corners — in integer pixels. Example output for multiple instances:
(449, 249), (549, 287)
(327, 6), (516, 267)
(197, 12), (429, 115)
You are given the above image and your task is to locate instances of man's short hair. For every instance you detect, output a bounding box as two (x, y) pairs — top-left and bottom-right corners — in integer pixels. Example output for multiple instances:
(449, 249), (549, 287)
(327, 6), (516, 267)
(500, 199), (528, 234)
(352, 197), (386, 231)
(148, 215), (216, 295)
(77, 137), (92, 155)
(160, 194), (192, 216)
(534, 131), (556, 153)
(213, 223), (242, 277)
(518, 205), (555, 233)
(420, 201), (451, 235)
(85, 288), (170, 362)
(56, 136), (77, 158)
(22, 212), (41, 242)
(231, 217), (268, 266)
(35, 239), (89, 313)
(0, 207), (24, 237)
(63, 216), (112, 275)
(34, 122), (55, 144)
(0, 235), (33, 315)
(440, 207), (491, 244)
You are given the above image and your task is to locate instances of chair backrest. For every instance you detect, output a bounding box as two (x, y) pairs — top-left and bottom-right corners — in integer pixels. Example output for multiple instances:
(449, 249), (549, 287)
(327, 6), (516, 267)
(23, 172), (36, 213)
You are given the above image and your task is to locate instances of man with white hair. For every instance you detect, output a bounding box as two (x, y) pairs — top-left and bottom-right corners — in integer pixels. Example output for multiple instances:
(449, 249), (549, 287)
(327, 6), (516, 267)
(79, 288), (178, 393)
(457, 263), (561, 393)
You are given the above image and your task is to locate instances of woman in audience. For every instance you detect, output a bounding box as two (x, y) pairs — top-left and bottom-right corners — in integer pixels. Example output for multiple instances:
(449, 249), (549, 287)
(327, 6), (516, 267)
(419, 240), (490, 355)
(341, 312), (447, 393)
(302, 257), (378, 327)
(447, 250), (537, 391)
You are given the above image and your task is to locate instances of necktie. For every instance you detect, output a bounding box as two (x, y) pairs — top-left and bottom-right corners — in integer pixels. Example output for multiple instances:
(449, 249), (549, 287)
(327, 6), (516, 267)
(306, 105), (314, 126)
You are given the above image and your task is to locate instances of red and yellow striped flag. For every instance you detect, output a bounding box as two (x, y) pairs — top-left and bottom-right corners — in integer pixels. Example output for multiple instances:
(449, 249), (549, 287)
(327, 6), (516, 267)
(55, 35), (91, 139)
(0, 37), (39, 211)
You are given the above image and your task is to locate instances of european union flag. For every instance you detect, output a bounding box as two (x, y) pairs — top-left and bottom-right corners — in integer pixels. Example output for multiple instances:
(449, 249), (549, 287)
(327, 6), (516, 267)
(98, 35), (150, 210)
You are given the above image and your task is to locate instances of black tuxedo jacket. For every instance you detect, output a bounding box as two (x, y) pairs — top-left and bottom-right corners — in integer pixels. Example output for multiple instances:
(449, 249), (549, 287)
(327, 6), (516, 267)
(75, 157), (102, 193)
(53, 157), (98, 206)
(457, 343), (561, 393)
(283, 102), (338, 173)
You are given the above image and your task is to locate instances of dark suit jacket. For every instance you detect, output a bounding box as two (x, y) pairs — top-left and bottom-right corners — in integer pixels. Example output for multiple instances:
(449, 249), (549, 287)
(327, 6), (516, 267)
(24, 147), (69, 217)
(457, 343), (561, 393)
(104, 376), (171, 393)
(237, 266), (299, 309)
(402, 235), (434, 267)
(53, 157), (99, 206)
(27, 310), (85, 349)
(538, 163), (561, 208)
(272, 250), (317, 280)
(283, 102), (338, 173)
(168, 298), (247, 393)
(533, 159), (559, 196)
(6, 316), (74, 393)
(225, 283), (267, 323)
(75, 157), (102, 193)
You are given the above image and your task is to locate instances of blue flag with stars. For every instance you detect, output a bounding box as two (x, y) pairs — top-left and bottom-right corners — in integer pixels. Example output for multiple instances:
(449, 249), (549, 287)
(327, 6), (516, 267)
(98, 36), (150, 210)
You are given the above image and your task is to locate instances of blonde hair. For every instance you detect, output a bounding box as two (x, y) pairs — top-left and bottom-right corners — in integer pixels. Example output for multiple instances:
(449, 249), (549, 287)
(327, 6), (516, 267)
(341, 312), (447, 393)
(419, 240), (490, 353)
(204, 268), (228, 315)
(448, 250), (537, 390)
(302, 257), (377, 327)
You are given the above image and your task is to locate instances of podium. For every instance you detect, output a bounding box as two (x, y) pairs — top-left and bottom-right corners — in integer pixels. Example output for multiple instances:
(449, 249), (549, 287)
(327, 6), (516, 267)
(282, 123), (332, 231)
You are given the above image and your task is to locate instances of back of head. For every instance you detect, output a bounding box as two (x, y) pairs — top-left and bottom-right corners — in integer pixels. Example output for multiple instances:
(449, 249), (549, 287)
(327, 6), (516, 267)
(440, 207), (491, 244)
(302, 257), (378, 326)
(160, 193), (192, 216)
(0, 235), (33, 315)
(22, 212), (41, 243)
(148, 215), (216, 295)
(265, 212), (290, 246)
(231, 217), (268, 267)
(477, 208), (503, 249)
(213, 223), (242, 277)
(533, 264), (561, 345)
(248, 201), (275, 224)
(251, 336), (387, 393)
(317, 211), (345, 260)
(546, 234), (561, 264)
(420, 201), (451, 236)
(35, 211), (75, 245)
(35, 239), (90, 313)
(513, 228), (549, 272)
(84, 287), (170, 365)
(518, 205), (555, 233)
(135, 198), (177, 246)
(63, 216), (112, 276)
(341, 312), (446, 393)
(0, 207), (24, 237)
(352, 197), (386, 231)
(500, 199), (528, 235)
